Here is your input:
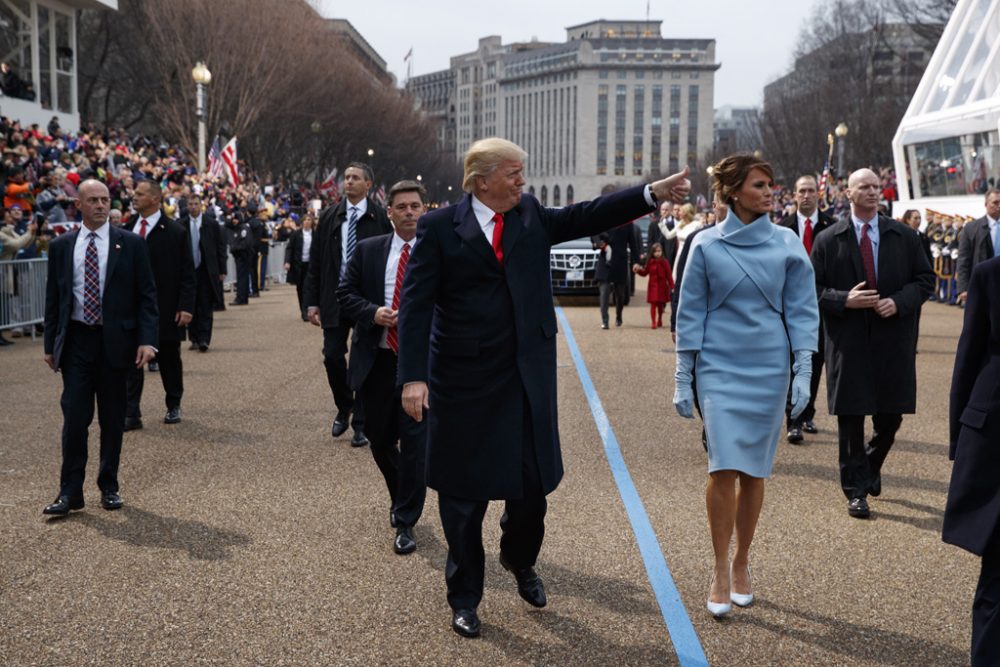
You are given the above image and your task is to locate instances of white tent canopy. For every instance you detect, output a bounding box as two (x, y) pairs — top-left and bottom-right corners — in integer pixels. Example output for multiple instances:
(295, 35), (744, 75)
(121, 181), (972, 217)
(892, 0), (1000, 217)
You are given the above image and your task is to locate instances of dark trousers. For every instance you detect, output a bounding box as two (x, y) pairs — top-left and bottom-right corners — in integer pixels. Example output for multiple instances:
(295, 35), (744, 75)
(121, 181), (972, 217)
(258, 252), (268, 292)
(359, 348), (427, 527)
(126, 340), (183, 418)
(599, 281), (626, 325)
(294, 262), (309, 318)
(190, 264), (215, 345)
(322, 320), (364, 430)
(233, 252), (251, 303)
(836, 413), (902, 500)
(973, 538), (1000, 666)
(58, 323), (128, 496)
(249, 251), (260, 295)
(438, 396), (547, 610)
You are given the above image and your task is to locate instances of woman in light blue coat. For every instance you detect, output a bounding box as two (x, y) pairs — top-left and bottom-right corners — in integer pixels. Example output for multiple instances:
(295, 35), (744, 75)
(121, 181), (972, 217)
(675, 154), (819, 618)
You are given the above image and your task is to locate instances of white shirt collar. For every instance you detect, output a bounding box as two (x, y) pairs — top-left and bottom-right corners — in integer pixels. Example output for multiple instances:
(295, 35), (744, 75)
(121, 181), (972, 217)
(988, 216), (999, 229)
(471, 195), (498, 230)
(797, 210), (817, 225)
(82, 220), (110, 241)
(392, 232), (414, 252)
(851, 211), (878, 229)
(138, 210), (161, 226)
(346, 197), (367, 217)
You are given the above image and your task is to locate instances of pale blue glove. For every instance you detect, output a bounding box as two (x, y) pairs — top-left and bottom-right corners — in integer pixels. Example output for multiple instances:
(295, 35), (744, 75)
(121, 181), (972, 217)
(789, 349), (813, 421)
(674, 350), (696, 419)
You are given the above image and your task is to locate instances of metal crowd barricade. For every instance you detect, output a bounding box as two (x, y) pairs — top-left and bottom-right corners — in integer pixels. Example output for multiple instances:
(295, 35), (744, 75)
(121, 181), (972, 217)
(223, 241), (288, 291)
(0, 257), (47, 340)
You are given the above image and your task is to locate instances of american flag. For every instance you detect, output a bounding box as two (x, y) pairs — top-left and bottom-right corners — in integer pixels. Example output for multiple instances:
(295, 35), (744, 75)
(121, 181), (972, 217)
(817, 161), (832, 210)
(219, 137), (239, 186)
(207, 136), (223, 179)
(319, 167), (338, 198)
(375, 184), (386, 207)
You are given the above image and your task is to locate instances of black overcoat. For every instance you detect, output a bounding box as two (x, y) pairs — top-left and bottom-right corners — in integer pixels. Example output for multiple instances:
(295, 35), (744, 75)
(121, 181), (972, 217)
(303, 196), (391, 327)
(811, 215), (933, 415)
(592, 222), (639, 284)
(956, 215), (994, 294)
(397, 187), (653, 500)
(944, 256), (1000, 556)
(125, 213), (196, 342)
(337, 233), (393, 391)
(177, 213), (226, 307)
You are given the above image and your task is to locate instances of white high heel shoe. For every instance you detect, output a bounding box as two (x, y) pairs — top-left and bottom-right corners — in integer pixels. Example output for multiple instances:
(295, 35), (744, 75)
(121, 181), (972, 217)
(730, 565), (754, 607)
(707, 577), (732, 618)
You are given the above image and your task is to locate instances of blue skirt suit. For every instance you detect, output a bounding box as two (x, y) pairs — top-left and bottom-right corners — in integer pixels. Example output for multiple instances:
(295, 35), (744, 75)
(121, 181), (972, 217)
(676, 212), (819, 478)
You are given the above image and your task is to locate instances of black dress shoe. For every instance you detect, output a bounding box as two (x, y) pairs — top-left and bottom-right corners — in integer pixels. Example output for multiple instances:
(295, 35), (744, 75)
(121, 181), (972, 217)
(869, 472), (882, 497)
(499, 553), (547, 608)
(802, 420), (818, 434)
(164, 407), (182, 424)
(43, 495), (84, 515)
(351, 431), (369, 447)
(600, 322), (609, 330)
(394, 527), (416, 554)
(123, 417), (143, 432)
(100, 492), (123, 510)
(189, 342), (199, 351)
(147, 361), (159, 372)
(198, 343), (208, 352)
(787, 427), (804, 444)
(451, 608), (481, 638)
(229, 300), (248, 306)
(848, 497), (871, 519)
(615, 318), (623, 327)
(331, 413), (349, 438)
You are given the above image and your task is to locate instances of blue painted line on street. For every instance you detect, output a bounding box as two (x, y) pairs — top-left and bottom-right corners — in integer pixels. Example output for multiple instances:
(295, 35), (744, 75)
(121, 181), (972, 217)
(555, 307), (709, 667)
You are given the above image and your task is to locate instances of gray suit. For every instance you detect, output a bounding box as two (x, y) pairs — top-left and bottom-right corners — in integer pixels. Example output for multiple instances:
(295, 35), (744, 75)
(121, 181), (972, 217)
(957, 216), (996, 294)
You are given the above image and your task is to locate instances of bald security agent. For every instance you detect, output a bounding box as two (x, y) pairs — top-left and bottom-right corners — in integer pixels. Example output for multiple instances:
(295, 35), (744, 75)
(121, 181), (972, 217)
(397, 137), (690, 638)
(42, 180), (158, 515)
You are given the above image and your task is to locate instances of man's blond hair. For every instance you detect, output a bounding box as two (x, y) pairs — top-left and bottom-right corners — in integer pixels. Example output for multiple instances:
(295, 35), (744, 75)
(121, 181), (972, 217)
(462, 138), (527, 193)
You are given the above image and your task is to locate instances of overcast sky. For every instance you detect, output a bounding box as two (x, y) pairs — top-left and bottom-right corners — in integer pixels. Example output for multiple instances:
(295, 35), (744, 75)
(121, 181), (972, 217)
(316, 0), (819, 108)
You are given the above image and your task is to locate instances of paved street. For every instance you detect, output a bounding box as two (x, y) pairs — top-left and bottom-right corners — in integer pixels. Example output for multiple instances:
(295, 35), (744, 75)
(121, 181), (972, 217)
(0, 282), (974, 666)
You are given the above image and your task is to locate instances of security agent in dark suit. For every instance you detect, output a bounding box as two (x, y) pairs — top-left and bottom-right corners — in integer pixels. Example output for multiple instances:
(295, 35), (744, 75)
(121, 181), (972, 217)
(284, 212), (315, 321)
(956, 188), (1000, 306)
(777, 175), (833, 444)
(337, 180), (428, 555)
(42, 180), (158, 515)
(398, 137), (691, 638)
(225, 211), (253, 305)
(811, 168), (933, 520)
(123, 180), (196, 429)
(945, 255), (1000, 666)
(177, 193), (226, 351)
(304, 162), (392, 447)
(591, 189), (641, 329)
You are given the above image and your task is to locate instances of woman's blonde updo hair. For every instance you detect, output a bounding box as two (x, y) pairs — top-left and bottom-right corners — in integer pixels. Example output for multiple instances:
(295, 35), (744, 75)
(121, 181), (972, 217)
(710, 153), (774, 208)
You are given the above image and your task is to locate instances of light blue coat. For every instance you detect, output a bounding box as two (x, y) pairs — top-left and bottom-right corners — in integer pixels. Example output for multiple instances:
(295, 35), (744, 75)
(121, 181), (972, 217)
(677, 211), (819, 477)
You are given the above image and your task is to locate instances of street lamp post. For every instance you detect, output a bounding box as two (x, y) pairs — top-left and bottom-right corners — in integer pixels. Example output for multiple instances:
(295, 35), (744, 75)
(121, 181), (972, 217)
(191, 62), (212, 173)
(835, 122), (848, 179)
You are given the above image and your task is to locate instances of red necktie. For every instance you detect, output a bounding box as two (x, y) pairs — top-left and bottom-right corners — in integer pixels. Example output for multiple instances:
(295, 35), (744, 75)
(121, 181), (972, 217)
(491, 212), (504, 264)
(860, 223), (877, 290)
(802, 218), (813, 255)
(386, 243), (410, 354)
(139, 218), (149, 239)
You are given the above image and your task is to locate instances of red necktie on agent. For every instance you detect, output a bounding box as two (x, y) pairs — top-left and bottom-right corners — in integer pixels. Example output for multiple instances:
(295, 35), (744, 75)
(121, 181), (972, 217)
(860, 223), (877, 291)
(803, 218), (813, 255)
(491, 212), (504, 264)
(386, 243), (410, 354)
(139, 218), (149, 239)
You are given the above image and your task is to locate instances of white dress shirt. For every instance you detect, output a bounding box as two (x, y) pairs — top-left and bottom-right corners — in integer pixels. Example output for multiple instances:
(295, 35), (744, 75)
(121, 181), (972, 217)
(71, 222), (110, 323)
(135, 210), (162, 239)
(379, 233), (413, 349)
(797, 210), (818, 239)
(302, 229), (312, 263)
(988, 215), (1000, 257)
(341, 197), (367, 277)
(851, 213), (880, 281)
(190, 214), (202, 268)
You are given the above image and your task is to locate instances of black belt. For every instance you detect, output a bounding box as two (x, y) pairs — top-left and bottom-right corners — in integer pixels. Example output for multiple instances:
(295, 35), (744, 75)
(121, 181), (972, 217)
(70, 320), (103, 331)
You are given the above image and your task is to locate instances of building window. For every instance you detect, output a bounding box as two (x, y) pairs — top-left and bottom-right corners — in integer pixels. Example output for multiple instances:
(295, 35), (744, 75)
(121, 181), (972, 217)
(633, 85), (644, 176)
(566, 184), (574, 204)
(615, 84), (626, 176)
(0, 0), (33, 97)
(597, 84), (608, 175)
(687, 85), (699, 154)
(529, 185), (536, 197)
(651, 85), (662, 175)
(540, 185), (548, 206)
(669, 85), (681, 166)
(599, 69), (609, 79)
(553, 184), (561, 206)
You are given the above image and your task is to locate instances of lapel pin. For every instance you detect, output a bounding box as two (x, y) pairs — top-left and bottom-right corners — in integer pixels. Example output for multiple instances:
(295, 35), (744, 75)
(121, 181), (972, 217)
(115, 243), (121, 250)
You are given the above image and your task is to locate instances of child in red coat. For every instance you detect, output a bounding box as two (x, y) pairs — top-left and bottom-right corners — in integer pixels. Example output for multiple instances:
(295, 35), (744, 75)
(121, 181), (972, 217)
(633, 243), (674, 329)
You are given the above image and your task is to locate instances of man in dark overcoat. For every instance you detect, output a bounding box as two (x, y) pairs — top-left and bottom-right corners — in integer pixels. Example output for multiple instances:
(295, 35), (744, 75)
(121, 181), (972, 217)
(945, 255), (1000, 666)
(397, 137), (690, 637)
(591, 197), (640, 329)
(811, 168), (933, 520)
(955, 188), (1000, 306)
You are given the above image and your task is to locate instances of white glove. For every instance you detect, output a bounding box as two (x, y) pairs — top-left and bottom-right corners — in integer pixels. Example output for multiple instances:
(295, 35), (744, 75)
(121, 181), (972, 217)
(789, 349), (813, 421)
(674, 350), (696, 419)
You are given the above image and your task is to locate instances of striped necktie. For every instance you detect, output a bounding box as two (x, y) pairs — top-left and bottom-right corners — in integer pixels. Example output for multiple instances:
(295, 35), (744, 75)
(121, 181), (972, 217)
(345, 206), (358, 266)
(83, 232), (102, 325)
(386, 243), (410, 353)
